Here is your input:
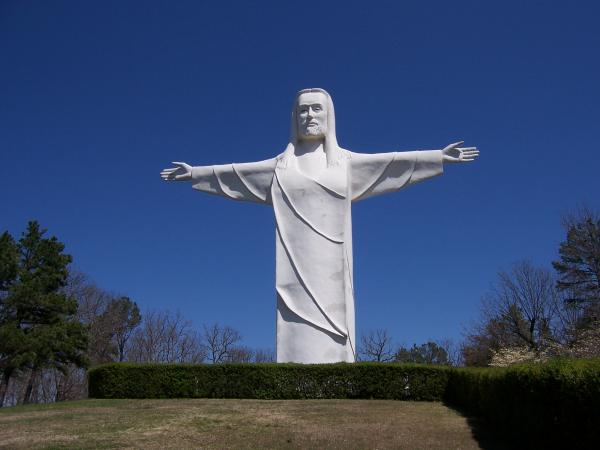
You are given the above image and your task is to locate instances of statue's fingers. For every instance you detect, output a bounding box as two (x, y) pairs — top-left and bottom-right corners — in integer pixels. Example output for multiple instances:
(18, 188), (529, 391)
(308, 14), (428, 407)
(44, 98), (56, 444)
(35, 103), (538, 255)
(459, 147), (477, 152)
(442, 141), (464, 152)
(172, 161), (188, 167)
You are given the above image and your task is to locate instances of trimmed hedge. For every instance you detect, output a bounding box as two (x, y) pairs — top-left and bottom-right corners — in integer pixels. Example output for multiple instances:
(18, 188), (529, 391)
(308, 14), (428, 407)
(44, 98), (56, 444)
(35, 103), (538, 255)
(445, 358), (600, 449)
(88, 362), (450, 401)
(89, 359), (600, 448)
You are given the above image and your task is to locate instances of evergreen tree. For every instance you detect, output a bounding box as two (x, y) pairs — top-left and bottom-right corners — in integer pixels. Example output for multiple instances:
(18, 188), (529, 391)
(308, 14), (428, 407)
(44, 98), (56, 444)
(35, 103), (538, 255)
(0, 231), (23, 405)
(553, 210), (600, 307)
(394, 342), (450, 365)
(553, 209), (600, 340)
(0, 222), (88, 406)
(0, 232), (18, 291)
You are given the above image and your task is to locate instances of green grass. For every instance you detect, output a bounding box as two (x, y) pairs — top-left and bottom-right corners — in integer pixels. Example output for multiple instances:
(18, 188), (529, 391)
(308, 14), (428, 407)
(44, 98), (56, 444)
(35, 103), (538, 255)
(0, 399), (128, 414)
(0, 398), (505, 449)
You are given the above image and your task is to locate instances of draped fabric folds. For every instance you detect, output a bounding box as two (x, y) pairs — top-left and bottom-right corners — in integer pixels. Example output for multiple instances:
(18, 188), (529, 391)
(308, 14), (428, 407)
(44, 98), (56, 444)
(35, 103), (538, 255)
(190, 150), (443, 363)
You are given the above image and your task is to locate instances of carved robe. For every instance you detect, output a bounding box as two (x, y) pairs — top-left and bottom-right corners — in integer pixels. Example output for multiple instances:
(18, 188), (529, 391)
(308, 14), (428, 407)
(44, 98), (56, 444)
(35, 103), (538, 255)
(190, 149), (443, 363)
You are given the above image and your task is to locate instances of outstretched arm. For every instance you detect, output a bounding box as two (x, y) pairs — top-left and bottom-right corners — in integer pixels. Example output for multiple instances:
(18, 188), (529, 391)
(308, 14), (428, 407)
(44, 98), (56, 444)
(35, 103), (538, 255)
(350, 141), (479, 202)
(161, 158), (277, 204)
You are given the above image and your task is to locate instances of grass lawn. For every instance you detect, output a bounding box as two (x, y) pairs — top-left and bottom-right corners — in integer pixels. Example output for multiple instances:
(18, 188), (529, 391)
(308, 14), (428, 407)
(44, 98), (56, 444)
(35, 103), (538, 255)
(0, 398), (505, 449)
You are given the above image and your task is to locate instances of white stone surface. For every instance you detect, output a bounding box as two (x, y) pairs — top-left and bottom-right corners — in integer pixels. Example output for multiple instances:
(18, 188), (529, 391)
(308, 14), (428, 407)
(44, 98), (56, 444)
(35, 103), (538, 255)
(161, 88), (479, 364)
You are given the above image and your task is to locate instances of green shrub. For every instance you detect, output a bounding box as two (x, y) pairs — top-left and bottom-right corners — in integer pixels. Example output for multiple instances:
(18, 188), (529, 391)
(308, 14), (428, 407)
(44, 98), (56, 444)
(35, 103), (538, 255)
(445, 358), (600, 449)
(88, 362), (451, 401)
(89, 359), (600, 448)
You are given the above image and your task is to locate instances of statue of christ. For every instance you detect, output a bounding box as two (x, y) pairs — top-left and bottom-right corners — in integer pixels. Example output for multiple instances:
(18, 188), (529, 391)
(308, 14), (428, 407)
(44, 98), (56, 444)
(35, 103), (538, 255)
(161, 88), (479, 363)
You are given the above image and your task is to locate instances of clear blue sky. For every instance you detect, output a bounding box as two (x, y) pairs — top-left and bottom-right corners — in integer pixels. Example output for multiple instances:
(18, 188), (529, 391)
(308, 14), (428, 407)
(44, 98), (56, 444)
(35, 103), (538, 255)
(1, 0), (599, 351)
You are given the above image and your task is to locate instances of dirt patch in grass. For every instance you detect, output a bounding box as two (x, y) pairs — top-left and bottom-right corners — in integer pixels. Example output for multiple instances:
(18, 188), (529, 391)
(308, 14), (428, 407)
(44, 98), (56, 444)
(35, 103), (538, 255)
(0, 399), (505, 449)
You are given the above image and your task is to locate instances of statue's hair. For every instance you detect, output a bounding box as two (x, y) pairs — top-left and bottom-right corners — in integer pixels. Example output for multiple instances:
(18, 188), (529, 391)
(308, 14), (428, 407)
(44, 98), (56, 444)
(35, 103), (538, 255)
(277, 88), (343, 169)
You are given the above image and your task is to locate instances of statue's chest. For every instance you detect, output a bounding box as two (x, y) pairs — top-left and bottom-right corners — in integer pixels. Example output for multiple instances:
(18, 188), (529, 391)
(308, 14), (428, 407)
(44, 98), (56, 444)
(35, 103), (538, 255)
(281, 159), (347, 198)
(273, 164), (348, 241)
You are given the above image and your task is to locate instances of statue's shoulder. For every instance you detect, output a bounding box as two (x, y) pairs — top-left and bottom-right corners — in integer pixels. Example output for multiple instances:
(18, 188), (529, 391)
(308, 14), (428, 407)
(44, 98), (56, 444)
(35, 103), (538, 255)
(233, 157), (278, 173)
(344, 149), (387, 160)
(344, 149), (376, 161)
(345, 150), (398, 169)
(339, 148), (353, 160)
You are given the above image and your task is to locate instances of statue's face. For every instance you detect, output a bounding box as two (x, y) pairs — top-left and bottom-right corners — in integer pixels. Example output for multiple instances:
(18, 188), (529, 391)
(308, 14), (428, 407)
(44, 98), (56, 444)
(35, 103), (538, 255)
(297, 92), (328, 140)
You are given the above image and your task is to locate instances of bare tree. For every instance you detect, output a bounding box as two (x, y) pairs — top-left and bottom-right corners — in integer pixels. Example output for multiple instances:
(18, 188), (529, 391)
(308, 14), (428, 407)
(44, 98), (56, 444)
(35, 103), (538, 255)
(53, 366), (87, 402)
(359, 329), (395, 362)
(64, 271), (143, 363)
(128, 310), (206, 363)
(64, 270), (112, 325)
(58, 272), (120, 401)
(202, 323), (242, 364)
(461, 261), (561, 366)
(102, 297), (141, 362)
(253, 348), (276, 363)
(485, 261), (559, 350)
(64, 271), (117, 365)
(436, 338), (463, 366)
(225, 346), (254, 363)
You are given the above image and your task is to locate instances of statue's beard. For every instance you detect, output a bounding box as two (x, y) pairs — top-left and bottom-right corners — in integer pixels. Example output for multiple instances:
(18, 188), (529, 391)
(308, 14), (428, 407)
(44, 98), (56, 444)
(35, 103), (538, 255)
(301, 125), (326, 139)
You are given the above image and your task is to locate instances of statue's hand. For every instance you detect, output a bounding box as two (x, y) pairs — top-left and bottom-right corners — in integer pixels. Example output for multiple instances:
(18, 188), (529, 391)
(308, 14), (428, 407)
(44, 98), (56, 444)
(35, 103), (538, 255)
(160, 162), (193, 181)
(441, 141), (479, 164)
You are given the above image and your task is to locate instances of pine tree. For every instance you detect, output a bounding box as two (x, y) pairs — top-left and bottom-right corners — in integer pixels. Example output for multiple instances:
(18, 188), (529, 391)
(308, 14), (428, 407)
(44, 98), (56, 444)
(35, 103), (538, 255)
(553, 209), (600, 339)
(553, 211), (600, 306)
(0, 231), (22, 406)
(0, 222), (88, 406)
(394, 341), (449, 365)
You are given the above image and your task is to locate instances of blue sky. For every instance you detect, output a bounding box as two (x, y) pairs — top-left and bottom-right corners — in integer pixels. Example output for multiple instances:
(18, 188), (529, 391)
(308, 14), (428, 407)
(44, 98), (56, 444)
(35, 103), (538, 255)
(1, 0), (599, 351)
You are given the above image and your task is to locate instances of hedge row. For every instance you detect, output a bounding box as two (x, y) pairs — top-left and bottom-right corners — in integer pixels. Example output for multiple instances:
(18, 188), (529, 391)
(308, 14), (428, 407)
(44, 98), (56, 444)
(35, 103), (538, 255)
(88, 362), (450, 400)
(89, 359), (600, 448)
(445, 358), (600, 449)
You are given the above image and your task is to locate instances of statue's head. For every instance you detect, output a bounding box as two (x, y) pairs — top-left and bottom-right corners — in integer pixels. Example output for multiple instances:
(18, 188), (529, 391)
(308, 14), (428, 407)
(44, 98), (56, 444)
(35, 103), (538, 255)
(278, 88), (342, 168)
(296, 90), (328, 140)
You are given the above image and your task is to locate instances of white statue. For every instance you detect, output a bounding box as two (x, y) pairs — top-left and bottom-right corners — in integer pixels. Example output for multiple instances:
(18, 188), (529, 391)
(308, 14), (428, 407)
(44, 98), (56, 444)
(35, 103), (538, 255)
(161, 88), (478, 363)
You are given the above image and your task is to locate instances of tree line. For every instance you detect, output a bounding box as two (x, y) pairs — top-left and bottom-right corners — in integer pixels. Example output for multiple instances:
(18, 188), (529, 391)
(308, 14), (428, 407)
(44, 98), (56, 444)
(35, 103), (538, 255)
(2, 206), (599, 404)
(0, 222), (274, 407)
(357, 329), (461, 365)
(461, 207), (600, 366)
(358, 207), (600, 367)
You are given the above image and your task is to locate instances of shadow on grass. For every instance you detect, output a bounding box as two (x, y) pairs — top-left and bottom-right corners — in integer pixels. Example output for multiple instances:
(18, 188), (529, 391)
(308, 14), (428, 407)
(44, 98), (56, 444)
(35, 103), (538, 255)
(445, 404), (511, 450)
